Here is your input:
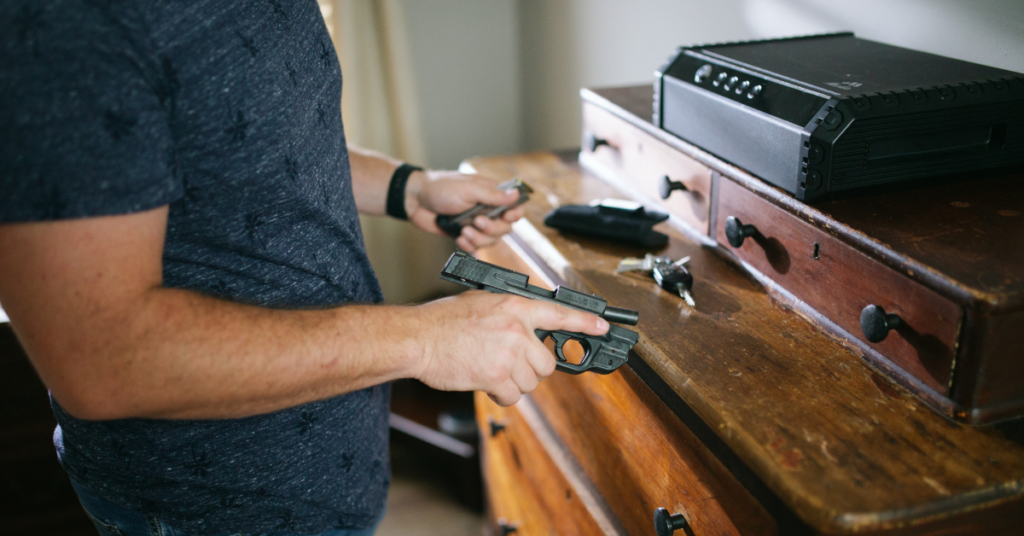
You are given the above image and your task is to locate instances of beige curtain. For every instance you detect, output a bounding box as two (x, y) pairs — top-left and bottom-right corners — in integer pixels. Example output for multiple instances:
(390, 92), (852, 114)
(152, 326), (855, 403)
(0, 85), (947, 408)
(319, 0), (460, 304)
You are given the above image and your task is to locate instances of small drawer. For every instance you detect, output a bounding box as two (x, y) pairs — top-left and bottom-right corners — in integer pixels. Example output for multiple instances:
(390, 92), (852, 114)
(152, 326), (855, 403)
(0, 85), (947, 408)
(715, 176), (963, 394)
(475, 392), (609, 536)
(582, 101), (713, 236)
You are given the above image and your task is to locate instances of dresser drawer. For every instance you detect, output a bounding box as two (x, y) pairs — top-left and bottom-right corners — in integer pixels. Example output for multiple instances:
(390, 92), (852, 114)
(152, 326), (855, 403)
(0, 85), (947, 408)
(581, 100), (713, 235)
(530, 364), (774, 536)
(715, 176), (963, 394)
(475, 392), (611, 536)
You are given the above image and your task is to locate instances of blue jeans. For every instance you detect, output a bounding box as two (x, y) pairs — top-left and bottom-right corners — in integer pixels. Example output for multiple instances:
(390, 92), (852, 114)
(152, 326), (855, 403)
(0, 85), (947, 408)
(71, 480), (383, 536)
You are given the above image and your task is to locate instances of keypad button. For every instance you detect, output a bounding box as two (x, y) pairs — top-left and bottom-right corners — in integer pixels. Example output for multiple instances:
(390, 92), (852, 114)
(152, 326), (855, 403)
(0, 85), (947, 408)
(694, 64), (713, 84)
(713, 72), (728, 87)
(736, 80), (750, 95)
(746, 84), (763, 99)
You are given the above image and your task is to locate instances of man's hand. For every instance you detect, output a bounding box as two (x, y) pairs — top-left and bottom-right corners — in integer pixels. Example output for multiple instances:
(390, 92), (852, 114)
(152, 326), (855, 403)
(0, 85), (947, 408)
(412, 290), (609, 406)
(347, 146), (525, 251)
(404, 169), (526, 252)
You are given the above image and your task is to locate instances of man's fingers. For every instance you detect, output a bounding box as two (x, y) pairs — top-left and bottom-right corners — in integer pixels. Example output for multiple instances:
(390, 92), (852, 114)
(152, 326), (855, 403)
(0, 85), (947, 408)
(455, 235), (478, 253)
(502, 206), (526, 223)
(474, 180), (521, 206)
(461, 226), (498, 249)
(490, 380), (522, 407)
(525, 337), (557, 378)
(531, 300), (609, 336)
(473, 216), (513, 238)
(510, 358), (540, 395)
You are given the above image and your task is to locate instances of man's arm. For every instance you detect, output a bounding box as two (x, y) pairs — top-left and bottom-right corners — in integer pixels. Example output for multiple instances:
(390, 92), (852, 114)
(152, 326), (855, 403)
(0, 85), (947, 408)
(348, 146), (525, 252)
(0, 207), (608, 420)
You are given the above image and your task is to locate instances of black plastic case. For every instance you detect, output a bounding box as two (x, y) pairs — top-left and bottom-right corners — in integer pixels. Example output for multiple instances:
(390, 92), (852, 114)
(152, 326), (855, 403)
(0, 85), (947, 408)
(654, 33), (1024, 202)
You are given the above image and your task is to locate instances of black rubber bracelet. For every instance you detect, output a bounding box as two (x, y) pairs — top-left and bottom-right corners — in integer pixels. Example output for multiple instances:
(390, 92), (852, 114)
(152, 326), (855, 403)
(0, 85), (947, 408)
(385, 163), (423, 220)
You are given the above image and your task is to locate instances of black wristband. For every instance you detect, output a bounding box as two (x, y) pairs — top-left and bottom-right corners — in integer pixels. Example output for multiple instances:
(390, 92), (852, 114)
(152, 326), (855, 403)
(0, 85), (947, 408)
(385, 163), (423, 220)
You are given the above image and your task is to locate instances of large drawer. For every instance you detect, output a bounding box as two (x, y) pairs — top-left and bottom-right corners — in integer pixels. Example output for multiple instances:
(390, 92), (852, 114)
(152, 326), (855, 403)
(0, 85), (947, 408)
(475, 392), (613, 536)
(531, 365), (774, 536)
(714, 176), (964, 395)
(581, 99), (713, 236)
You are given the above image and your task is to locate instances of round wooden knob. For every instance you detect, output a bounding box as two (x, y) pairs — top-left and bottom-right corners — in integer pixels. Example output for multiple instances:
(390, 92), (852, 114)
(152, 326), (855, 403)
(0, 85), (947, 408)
(584, 131), (611, 153)
(654, 507), (689, 536)
(725, 216), (757, 248)
(659, 175), (690, 200)
(488, 417), (507, 437)
(860, 305), (901, 343)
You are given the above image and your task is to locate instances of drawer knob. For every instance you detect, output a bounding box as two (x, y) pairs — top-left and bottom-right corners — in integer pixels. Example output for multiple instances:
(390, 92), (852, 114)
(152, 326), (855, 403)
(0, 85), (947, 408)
(584, 131), (611, 153)
(497, 518), (518, 535)
(488, 417), (507, 437)
(725, 216), (758, 248)
(659, 175), (690, 200)
(654, 507), (689, 536)
(860, 305), (902, 343)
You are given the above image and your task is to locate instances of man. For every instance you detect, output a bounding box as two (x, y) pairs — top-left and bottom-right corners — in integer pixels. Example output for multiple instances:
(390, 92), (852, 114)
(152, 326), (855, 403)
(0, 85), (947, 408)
(0, 2), (608, 535)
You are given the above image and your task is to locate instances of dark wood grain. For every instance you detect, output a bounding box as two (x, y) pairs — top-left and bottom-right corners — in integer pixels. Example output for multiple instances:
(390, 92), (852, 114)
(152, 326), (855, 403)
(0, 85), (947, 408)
(584, 84), (1024, 307)
(715, 176), (963, 395)
(582, 85), (1024, 424)
(465, 151), (1024, 534)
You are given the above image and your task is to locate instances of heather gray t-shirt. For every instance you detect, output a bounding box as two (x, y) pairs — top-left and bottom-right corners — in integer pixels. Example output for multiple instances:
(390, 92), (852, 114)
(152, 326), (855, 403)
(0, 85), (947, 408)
(0, 1), (389, 533)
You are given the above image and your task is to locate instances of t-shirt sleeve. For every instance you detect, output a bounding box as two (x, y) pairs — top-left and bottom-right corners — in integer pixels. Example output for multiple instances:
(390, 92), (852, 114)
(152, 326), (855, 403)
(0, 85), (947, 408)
(0, 3), (181, 223)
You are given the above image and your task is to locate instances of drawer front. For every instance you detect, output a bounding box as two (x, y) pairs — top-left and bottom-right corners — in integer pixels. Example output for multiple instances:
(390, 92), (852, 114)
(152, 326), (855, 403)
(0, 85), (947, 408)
(582, 101), (713, 235)
(531, 365), (774, 536)
(715, 176), (963, 394)
(475, 392), (611, 536)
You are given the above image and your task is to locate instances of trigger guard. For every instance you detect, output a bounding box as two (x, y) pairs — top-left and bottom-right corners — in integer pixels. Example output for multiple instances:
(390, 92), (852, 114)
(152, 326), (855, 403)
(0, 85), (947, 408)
(551, 332), (589, 365)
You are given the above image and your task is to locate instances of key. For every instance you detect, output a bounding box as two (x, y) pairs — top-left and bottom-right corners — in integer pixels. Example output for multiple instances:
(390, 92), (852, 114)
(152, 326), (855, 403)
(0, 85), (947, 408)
(653, 262), (696, 307)
(616, 253), (671, 273)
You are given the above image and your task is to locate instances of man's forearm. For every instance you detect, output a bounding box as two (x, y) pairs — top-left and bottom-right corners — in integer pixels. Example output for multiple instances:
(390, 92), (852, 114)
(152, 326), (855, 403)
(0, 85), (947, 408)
(348, 145), (423, 216)
(35, 287), (425, 420)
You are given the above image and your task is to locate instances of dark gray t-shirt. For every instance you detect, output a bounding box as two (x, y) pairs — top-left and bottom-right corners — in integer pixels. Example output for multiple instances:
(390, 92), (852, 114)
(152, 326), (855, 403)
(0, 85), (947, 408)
(0, 1), (389, 533)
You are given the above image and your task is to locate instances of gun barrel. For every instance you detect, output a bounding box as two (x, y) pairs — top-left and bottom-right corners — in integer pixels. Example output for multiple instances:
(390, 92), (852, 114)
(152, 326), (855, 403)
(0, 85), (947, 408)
(603, 306), (639, 326)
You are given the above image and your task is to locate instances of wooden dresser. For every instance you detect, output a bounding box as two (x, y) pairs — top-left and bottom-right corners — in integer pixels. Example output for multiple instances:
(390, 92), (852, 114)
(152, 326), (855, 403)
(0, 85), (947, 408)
(469, 86), (1024, 535)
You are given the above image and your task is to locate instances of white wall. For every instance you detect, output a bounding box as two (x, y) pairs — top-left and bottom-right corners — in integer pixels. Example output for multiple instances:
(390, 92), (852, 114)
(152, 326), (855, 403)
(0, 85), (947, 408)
(401, 0), (522, 169)
(518, 0), (753, 152)
(742, 0), (1024, 73)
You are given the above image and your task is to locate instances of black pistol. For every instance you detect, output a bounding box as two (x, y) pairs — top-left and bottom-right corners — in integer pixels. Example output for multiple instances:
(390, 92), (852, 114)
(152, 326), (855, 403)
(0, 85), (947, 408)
(435, 178), (533, 237)
(440, 250), (639, 375)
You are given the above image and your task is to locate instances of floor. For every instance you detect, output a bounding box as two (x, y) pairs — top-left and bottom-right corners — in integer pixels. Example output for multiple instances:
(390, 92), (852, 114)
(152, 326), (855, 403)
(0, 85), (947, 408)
(376, 456), (485, 536)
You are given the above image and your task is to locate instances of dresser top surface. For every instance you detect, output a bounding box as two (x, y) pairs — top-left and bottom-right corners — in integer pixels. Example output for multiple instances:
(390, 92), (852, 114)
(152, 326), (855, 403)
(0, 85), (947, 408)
(465, 151), (1024, 534)
(586, 85), (1024, 310)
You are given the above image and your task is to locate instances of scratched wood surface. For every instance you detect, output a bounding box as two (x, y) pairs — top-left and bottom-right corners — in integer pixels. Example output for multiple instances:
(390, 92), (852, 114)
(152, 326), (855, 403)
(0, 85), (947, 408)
(586, 85), (1024, 307)
(715, 177), (963, 396)
(583, 85), (1024, 424)
(464, 152), (1024, 534)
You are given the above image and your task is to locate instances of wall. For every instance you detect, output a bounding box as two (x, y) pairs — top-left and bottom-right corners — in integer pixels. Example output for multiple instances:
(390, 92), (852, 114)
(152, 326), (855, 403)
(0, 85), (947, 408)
(401, 0), (522, 170)
(743, 0), (1024, 72)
